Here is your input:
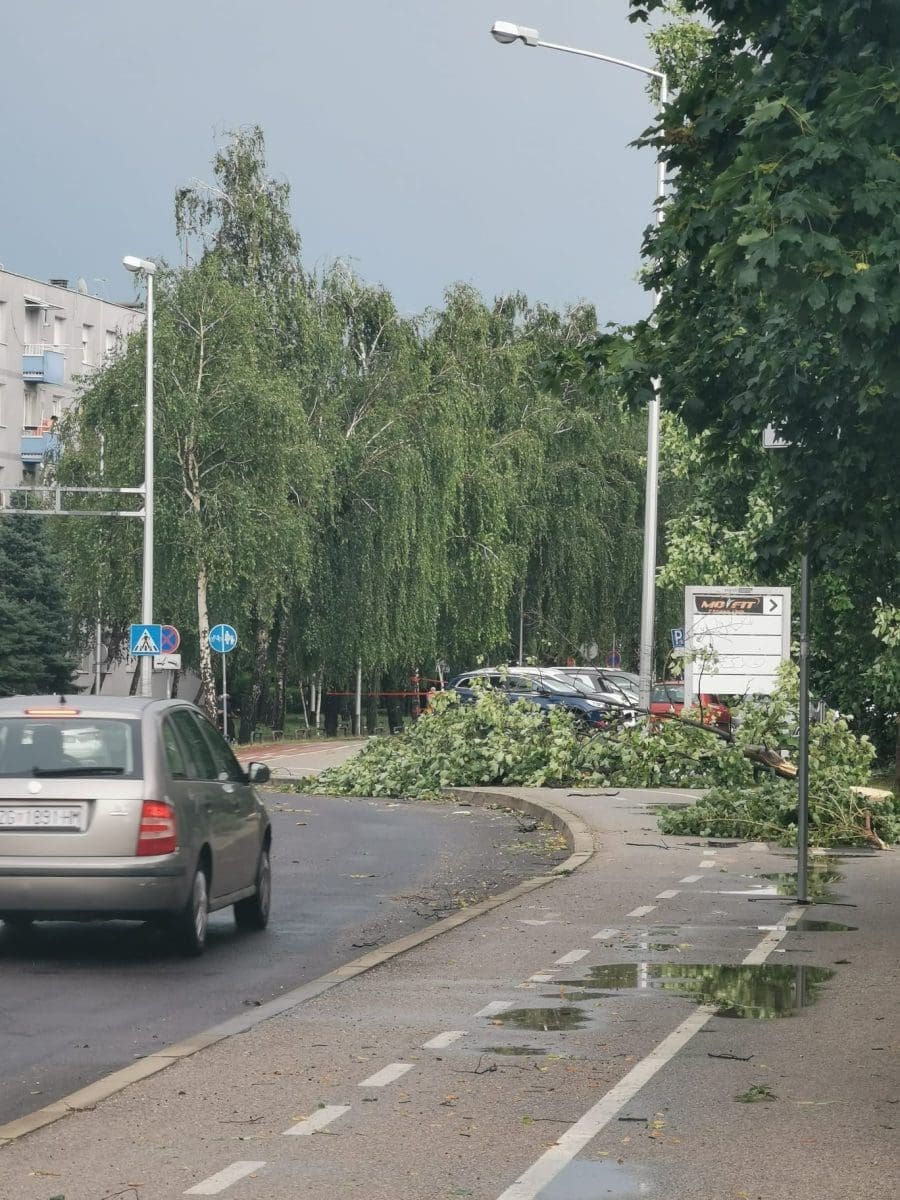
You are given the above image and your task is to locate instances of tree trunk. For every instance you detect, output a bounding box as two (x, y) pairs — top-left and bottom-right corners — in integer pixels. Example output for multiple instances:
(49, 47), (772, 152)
(272, 598), (289, 733)
(239, 617), (270, 743)
(196, 563), (217, 720)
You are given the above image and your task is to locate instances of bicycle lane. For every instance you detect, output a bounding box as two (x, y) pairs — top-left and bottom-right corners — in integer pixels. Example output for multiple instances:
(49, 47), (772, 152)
(1, 786), (896, 1200)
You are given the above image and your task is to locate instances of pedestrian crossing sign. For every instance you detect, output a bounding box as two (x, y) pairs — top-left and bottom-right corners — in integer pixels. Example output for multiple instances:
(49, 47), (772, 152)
(130, 623), (163, 656)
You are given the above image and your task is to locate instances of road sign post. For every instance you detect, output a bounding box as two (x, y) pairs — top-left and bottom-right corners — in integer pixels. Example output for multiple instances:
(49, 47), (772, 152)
(208, 624), (238, 740)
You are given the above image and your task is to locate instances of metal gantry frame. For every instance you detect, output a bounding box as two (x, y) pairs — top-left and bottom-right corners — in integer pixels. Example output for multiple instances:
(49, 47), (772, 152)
(0, 482), (145, 519)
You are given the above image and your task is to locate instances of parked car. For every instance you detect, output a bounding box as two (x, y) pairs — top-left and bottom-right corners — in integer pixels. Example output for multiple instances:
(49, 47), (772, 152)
(447, 668), (633, 729)
(549, 666), (639, 705)
(0, 696), (273, 955)
(649, 682), (732, 732)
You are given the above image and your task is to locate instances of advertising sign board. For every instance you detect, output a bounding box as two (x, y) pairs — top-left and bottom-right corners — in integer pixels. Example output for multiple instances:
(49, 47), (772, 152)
(684, 586), (791, 699)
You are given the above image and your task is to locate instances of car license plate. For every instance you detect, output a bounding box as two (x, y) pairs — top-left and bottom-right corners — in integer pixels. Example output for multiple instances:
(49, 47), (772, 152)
(0, 805), (87, 831)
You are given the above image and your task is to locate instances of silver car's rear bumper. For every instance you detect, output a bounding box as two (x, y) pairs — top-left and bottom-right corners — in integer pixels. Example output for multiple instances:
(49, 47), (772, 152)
(0, 855), (190, 918)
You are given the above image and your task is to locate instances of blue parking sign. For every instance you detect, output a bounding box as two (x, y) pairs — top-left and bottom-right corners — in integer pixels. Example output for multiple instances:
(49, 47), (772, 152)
(671, 628), (685, 650)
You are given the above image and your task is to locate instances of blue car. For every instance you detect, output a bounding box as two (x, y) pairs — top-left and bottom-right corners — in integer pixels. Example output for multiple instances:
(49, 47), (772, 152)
(447, 667), (618, 729)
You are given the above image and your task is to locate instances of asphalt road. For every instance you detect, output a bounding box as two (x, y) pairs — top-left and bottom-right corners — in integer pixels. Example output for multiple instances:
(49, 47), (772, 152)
(0, 791), (563, 1126)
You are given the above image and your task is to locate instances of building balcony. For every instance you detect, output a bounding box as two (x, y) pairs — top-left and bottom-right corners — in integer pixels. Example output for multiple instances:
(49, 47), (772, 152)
(22, 345), (65, 384)
(21, 430), (60, 465)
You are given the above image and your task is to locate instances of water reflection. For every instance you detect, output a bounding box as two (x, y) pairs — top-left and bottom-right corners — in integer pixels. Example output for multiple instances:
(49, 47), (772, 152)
(556, 963), (834, 1018)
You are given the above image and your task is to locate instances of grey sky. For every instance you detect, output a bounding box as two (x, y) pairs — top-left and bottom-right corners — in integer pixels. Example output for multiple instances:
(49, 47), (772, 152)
(3, 1), (661, 323)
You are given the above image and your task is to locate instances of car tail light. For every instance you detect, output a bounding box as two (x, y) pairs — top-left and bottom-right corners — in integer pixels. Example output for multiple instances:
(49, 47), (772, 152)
(136, 800), (177, 856)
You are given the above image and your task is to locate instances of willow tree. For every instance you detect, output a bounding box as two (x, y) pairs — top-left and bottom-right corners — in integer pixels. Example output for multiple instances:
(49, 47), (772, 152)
(57, 262), (319, 715)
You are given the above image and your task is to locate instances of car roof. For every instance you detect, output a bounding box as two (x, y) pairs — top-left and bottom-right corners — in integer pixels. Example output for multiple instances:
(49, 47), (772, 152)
(0, 695), (198, 719)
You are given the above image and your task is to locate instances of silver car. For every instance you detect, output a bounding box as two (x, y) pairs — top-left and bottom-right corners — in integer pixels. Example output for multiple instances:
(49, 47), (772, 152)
(0, 695), (272, 955)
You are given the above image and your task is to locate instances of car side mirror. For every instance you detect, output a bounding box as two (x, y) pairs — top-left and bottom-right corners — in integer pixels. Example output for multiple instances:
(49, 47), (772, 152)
(246, 761), (270, 784)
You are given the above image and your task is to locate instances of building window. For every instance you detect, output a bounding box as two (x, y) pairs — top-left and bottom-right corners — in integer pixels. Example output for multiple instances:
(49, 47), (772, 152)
(81, 323), (94, 365)
(104, 329), (119, 362)
(0, 383), (5, 427)
(0, 301), (7, 344)
(23, 388), (40, 431)
(53, 315), (66, 347)
(25, 302), (42, 347)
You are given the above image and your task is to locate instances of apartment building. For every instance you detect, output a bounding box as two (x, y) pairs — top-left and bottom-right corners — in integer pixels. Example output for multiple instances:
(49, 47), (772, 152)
(0, 267), (144, 491)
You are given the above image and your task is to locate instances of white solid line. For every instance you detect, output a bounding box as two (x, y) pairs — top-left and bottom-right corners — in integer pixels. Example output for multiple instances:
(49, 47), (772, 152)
(591, 927), (620, 941)
(474, 1000), (514, 1018)
(555, 949), (590, 965)
(702, 849), (717, 856)
(626, 905), (657, 918)
(743, 906), (805, 965)
(492, 904), (808, 1200)
(423, 1030), (467, 1050)
(185, 1161), (267, 1195)
(656, 889), (679, 900)
(495, 1008), (714, 1200)
(358, 1062), (413, 1088)
(699, 861), (716, 868)
(680, 874), (702, 883)
(283, 1105), (350, 1136)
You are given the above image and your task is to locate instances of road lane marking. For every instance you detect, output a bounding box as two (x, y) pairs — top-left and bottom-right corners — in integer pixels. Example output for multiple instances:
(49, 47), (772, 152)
(283, 1105), (350, 1136)
(700, 860), (716, 868)
(555, 949), (589, 965)
(185, 1161), (266, 1195)
(358, 1062), (413, 1087)
(528, 971), (558, 982)
(492, 905), (807, 1200)
(423, 1030), (467, 1049)
(626, 905), (657, 918)
(591, 927), (620, 941)
(680, 875), (702, 883)
(474, 1000), (514, 1018)
(656, 889), (679, 899)
(702, 849), (716, 855)
(743, 907), (804, 964)
(519, 919), (553, 925)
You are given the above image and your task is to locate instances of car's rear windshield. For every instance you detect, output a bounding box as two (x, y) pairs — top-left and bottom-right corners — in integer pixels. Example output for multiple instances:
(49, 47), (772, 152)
(0, 718), (143, 778)
(651, 685), (684, 704)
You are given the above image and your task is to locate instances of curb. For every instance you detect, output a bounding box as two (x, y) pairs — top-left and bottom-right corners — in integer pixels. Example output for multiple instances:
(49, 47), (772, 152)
(0, 788), (594, 1148)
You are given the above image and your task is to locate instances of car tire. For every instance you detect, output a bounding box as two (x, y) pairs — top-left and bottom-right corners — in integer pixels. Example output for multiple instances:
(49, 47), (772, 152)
(234, 843), (271, 932)
(170, 862), (209, 956)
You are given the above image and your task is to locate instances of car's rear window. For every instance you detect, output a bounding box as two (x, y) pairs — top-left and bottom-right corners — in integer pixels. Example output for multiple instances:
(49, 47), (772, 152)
(0, 718), (142, 778)
(651, 685), (684, 704)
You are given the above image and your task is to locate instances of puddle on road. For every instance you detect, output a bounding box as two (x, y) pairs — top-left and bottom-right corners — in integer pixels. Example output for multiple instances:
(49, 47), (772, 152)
(479, 1045), (547, 1056)
(622, 941), (676, 951)
(535, 1158), (653, 1198)
(490, 1005), (589, 1031)
(758, 870), (845, 903)
(556, 963), (834, 1018)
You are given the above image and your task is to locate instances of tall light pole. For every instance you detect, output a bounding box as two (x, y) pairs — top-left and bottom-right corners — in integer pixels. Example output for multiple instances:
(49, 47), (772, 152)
(490, 21), (668, 711)
(122, 255), (157, 699)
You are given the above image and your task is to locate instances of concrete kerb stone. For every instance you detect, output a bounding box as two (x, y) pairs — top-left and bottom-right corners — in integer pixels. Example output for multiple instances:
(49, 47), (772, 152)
(0, 786), (594, 1149)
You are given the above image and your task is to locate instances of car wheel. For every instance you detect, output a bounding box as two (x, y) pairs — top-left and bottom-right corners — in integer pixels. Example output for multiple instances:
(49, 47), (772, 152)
(234, 844), (271, 932)
(170, 862), (209, 956)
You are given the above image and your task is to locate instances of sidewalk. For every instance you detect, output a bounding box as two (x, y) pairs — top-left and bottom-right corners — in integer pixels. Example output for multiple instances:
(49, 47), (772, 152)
(1, 786), (898, 1200)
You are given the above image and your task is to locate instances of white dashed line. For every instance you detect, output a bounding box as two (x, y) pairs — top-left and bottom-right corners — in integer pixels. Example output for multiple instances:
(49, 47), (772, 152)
(680, 875), (702, 883)
(655, 889), (679, 900)
(491, 905), (808, 1200)
(423, 1030), (467, 1049)
(626, 905), (657, 918)
(519, 919), (554, 926)
(699, 861), (717, 868)
(591, 927), (621, 941)
(358, 1062), (413, 1088)
(283, 1105), (350, 1136)
(702, 849), (717, 856)
(185, 1161), (267, 1195)
(474, 1000), (514, 1018)
(555, 949), (590, 965)
(528, 971), (558, 983)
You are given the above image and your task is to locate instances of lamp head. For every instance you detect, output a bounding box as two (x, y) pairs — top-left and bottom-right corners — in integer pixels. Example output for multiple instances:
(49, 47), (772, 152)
(122, 255), (157, 275)
(490, 20), (539, 46)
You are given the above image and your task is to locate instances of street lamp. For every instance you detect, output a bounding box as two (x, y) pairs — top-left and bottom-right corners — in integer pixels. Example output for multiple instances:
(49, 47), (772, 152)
(490, 20), (668, 712)
(122, 255), (156, 699)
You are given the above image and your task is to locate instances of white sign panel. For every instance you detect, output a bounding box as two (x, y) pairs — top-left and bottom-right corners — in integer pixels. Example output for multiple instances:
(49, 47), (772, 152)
(684, 586), (791, 699)
(153, 653), (182, 671)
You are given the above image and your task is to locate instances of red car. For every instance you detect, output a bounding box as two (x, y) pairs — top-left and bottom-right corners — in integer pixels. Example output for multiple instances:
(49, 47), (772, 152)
(649, 682), (731, 732)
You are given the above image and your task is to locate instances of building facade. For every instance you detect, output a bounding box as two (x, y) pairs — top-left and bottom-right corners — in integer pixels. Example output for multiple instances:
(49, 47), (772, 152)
(0, 268), (144, 491)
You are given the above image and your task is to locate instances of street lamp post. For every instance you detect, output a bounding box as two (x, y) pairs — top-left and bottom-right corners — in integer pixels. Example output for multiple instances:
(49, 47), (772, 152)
(122, 255), (157, 699)
(490, 21), (668, 711)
